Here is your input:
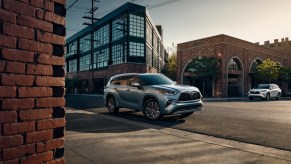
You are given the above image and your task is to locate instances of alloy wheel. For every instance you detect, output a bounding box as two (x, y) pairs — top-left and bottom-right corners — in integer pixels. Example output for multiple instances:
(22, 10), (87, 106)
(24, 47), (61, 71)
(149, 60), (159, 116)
(107, 97), (119, 113)
(266, 93), (270, 101)
(144, 100), (160, 120)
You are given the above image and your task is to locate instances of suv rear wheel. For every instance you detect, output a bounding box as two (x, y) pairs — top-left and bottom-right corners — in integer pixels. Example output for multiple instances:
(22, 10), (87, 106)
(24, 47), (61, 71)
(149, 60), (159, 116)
(276, 93), (281, 100)
(107, 96), (119, 113)
(143, 99), (161, 120)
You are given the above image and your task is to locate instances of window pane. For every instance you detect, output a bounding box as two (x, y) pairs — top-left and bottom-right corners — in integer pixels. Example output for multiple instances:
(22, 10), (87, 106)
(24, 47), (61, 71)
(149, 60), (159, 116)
(112, 43), (127, 65)
(112, 15), (127, 41)
(129, 42), (144, 57)
(80, 34), (91, 53)
(67, 41), (77, 57)
(94, 25), (109, 48)
(79, 55), (90, 71)
(69, 59), (77, 72)
(129, 14), (144, 38)
(94, 48), (109, 68)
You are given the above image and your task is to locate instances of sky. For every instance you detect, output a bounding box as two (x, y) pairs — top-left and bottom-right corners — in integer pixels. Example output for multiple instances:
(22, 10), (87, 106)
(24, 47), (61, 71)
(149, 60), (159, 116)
(66, 0), (291, 51)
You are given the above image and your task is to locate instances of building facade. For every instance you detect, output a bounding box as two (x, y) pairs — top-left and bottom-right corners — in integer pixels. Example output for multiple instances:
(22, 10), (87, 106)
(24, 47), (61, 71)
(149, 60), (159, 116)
(66, 3), (166, 93)
(177, 34), (291, 98)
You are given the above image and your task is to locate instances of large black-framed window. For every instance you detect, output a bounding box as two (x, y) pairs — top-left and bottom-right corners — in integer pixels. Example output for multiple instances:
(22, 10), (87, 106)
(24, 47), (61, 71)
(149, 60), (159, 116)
(79, 54), (90, 71)
(94, 24), (109, 48)
(68, 59), (77, 72)
(112, 42), (127, 65)
(67, 41), (77, 57)
(80, 34), (91, 53)
(129, 14), (144, 38)
(94, 48), (109, 68)
(112, 15), (127, 41)
(129, 42), (144, 57)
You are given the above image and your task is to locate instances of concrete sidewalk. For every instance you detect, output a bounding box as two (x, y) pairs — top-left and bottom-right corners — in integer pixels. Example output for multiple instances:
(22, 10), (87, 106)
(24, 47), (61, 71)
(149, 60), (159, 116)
(65, 108), (291, 164)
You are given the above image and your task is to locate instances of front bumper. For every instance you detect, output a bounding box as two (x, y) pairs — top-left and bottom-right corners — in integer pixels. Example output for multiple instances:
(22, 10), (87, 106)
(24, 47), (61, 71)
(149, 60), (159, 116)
(162, 99), (203, 115)
(248, 93), (266, 99)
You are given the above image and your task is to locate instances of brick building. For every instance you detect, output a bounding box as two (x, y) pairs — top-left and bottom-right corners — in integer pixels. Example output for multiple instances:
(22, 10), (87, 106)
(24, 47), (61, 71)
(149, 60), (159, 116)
(66, 2), (167, 93)
(0, 0), (66, 163)
(177, 34), (291, 98)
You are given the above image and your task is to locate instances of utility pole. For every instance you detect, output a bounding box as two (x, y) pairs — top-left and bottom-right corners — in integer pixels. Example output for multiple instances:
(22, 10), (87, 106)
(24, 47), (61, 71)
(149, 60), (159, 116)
(83, 0), (100, 93)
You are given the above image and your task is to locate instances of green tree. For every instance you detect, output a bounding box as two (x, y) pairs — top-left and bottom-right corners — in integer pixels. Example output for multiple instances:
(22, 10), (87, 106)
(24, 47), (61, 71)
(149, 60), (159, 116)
(278, 66), (291, 91)
(161, 53), (177, 81)
(256, 59), (281, 83)
(185, 56), (219, 95)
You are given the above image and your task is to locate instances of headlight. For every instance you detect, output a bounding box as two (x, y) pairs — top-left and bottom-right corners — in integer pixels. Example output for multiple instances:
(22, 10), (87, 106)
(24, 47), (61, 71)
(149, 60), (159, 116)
(157, 89), (177, 95)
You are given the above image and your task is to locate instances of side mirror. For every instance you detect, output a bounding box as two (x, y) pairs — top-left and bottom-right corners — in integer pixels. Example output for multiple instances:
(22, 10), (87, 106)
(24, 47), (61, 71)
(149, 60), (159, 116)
(132, 82), (141, 89)
(173, 81), (177, 84)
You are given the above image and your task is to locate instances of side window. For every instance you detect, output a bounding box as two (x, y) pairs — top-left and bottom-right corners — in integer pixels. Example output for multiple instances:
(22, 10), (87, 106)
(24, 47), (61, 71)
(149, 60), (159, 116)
(128, 76), (141, 86)
(110, 77), (121, 85)
(118, 76), (130, 86)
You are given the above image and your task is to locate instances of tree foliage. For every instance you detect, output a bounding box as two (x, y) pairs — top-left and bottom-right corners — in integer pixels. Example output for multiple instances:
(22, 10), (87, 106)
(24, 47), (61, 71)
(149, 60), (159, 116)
(161, 53), (177, 81)
(255, 59), (281, 82)
(185, 56), (220, 81)
(278, 66), (291, 84)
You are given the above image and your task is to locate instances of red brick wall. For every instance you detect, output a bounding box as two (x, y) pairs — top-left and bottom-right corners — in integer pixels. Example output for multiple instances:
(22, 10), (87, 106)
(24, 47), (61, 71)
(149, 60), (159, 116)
(177, 35), (290, 97)
(0, 0), (66, 163)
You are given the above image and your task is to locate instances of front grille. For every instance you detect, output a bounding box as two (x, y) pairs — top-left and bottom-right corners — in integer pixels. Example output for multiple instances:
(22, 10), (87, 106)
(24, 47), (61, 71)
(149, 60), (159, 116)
(179, 91), (201, 101)
(250, 91), (260, 94)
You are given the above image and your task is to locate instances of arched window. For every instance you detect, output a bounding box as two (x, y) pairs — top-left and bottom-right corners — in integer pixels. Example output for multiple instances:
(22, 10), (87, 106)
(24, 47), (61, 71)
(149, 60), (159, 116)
(250, 59), (262, 73)
(228, 58), (241, 71)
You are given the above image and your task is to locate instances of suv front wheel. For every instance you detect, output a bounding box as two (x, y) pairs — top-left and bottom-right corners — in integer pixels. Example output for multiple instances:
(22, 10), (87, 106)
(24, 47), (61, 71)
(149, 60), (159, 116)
(107, 96), (119, 113)
(143, 99), (161, 120)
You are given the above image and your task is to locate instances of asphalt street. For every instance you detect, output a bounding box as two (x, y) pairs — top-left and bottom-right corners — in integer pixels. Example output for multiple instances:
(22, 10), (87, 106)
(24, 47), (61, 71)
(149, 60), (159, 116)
(66, 95), (291, 151)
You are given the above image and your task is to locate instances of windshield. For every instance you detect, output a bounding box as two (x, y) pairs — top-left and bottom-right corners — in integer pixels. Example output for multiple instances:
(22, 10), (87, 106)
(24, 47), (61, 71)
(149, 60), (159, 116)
(139, 74), (175, 86)
(257, 84), (270, 89)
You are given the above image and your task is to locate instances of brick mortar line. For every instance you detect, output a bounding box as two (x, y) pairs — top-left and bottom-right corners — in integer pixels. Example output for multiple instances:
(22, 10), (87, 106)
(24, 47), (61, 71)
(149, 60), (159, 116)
(66, 108), (291, 162)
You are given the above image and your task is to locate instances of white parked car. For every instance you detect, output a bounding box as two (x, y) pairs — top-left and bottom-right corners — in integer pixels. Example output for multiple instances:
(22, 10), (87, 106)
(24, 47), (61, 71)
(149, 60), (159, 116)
(248, 84), (281, 100)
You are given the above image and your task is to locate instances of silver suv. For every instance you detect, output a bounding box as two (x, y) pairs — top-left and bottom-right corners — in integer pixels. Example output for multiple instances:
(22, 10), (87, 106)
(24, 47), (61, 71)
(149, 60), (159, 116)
(104, 73), (203, 120)
(248, 84), (281, 100)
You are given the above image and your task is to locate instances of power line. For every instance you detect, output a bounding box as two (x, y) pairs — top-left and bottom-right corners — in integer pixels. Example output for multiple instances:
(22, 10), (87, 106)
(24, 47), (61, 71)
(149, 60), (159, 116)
(67, 0), (80, 10)
(69, 9), (87, 13)
(68, 0), (181, 35)
(148, 0), (181, 9)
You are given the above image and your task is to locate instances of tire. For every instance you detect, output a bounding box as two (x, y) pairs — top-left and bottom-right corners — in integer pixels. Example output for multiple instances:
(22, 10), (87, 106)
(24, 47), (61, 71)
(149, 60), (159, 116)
(143, 99), (161, 120)
(265, 93), (270, 101)
(107, 96), (119, 113)
(276, 93), (281, 100)
(249, 97), (253, 100)
(179, 112), (193, 119)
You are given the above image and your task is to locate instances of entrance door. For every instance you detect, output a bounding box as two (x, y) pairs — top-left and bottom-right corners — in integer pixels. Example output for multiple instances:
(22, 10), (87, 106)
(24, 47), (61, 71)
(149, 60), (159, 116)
(228, 74), (240, 97)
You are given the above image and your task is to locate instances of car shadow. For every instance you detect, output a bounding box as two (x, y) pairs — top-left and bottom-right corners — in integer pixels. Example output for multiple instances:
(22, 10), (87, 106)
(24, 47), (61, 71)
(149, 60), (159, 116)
(100, 110), (187, 128)
(66, 109), (186, 134)
(65, 95), (105, 110)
